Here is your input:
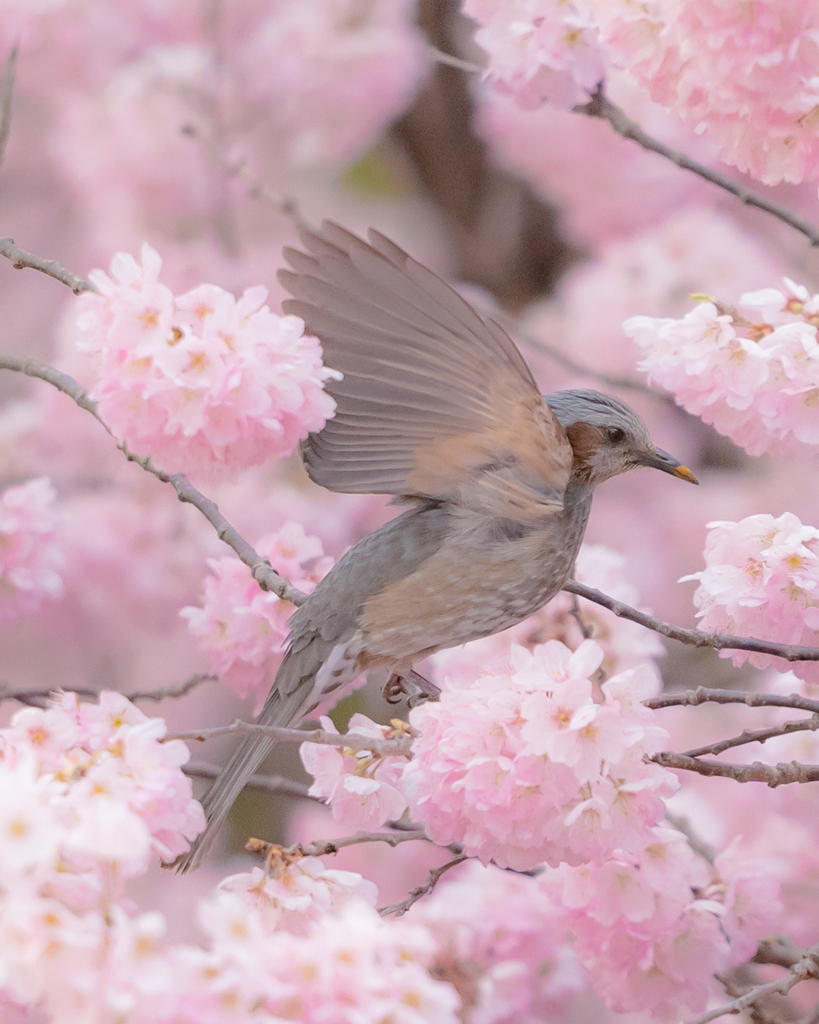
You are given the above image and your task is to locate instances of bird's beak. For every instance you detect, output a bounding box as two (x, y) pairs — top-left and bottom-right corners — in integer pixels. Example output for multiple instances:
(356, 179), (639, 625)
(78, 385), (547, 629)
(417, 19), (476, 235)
(639, 448), (699, 484)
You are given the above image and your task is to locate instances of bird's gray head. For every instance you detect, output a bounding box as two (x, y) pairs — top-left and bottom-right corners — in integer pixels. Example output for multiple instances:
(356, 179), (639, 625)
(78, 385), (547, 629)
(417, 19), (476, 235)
(544, 389), (698, 488)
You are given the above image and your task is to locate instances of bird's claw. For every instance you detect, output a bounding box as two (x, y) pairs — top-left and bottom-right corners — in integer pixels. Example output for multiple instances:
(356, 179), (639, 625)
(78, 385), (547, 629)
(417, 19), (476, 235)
(383, 670), (441, 707)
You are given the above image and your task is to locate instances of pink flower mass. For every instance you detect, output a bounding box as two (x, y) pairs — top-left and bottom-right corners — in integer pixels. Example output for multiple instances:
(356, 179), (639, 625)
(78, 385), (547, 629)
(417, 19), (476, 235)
(75, 244), (338, 480)
(0, 477), (64, 621)
(2, 2), (819, 1022)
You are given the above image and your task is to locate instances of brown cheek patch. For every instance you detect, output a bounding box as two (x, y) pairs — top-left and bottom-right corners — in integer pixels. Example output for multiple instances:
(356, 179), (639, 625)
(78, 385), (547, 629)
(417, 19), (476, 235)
(564, 422), (604, 470)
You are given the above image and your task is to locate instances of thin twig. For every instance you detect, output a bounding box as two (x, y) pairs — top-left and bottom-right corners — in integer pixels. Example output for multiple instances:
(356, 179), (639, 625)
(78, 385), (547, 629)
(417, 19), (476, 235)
(575, 84), (819, 249)
(682, 714), (819, 759)
(0, 239), (96, 294)
(0, 674), (216, 707)
(0, 47), (18, 173)
(168, 721), (414, 758)
(566, 582), (819, 663)
(125, 674), (218, 702)
(183, 762), (317, 800)
(646, 688), (819, 715)
(181, 121), (307, 230)
(0, 351), (306, 605)
(428, 44), (484, 74)
(247, 829), (430, 860)
(651, 752), (819, 787)
(379, 854), (469, 917)
(496, 310), (666, 402)
(683, 942), (819, 1024)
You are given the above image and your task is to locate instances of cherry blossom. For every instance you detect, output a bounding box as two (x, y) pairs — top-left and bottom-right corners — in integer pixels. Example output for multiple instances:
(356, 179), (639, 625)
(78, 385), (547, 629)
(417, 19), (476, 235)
(74, 244), (339, 480)
(182, 522), (333, 709)
(300, 714), (409, 831)
(0, 477), (64, 622)
(683, 511), (819, 683)
(402, 640), (677, 870)
(545, 827), (782, 1019)
(413, 861), (587, 1024)
(627, 280), (819, 458)
(464, 0), (604, 110)
(241, 0), (429, 167)
(587, 0), (819, 185)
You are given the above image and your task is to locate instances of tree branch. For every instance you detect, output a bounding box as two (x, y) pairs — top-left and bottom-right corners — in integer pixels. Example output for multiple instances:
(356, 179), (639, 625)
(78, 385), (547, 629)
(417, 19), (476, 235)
(651, 752), (819, 787)
(565, 582), (819, 663)
(575, 85), (819, 249)
(183, 762), (317, 800)
(0, 673), (217, 708)
(168, 721), (414, 758)
(379, 854), (469, 917)
(0, 351), (306, 605)
(646, 688), (819, 715)
(682, 714), (819, 760)
(0, 238), (96, 294)
(684, 942), (819, 1024)
(246, 828), (430, 860)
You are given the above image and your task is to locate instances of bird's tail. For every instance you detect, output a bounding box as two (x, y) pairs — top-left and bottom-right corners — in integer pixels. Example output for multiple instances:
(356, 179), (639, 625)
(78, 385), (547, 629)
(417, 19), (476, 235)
(173, 647), (316, 874)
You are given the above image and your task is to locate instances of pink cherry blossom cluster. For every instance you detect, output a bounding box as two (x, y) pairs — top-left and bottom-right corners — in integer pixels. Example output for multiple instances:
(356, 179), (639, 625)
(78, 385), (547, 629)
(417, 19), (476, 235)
(242, 0), (428, 167)
(0, 690), (204, 1019)
(626, 280), (819, 457)
(545, 827), (782, 1020)
(300, 714), (410, 831)
(75, 244), (338, 480)
(431, 543), (665, 689)
(588, 0), (819, 185)
(683, 511), (819, 683)
(414, 861), (586, 1024)
(182, 523), (333, 710)
(172, 889), (460, 1024)
(464, 0), (604, 110)
(401, 640), (677, 870)
(0, 477), (64, 622)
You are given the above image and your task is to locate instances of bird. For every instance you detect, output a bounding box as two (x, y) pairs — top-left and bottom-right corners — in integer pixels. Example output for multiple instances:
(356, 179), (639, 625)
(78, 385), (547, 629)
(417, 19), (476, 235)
(174, 220), (697, 872)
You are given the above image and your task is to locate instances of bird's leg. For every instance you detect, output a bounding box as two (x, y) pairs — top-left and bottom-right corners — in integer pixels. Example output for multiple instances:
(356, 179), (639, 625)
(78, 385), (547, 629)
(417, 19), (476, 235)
(383, 669), (441, 707)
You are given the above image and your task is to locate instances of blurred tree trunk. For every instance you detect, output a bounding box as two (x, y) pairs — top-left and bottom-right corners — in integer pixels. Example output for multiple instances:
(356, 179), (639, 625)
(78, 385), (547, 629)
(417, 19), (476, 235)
(392, 0), (581, 311)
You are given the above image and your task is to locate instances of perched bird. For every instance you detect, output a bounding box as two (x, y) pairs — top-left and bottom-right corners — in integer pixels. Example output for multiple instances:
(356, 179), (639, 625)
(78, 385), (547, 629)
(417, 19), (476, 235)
(175, 221), (697, 872)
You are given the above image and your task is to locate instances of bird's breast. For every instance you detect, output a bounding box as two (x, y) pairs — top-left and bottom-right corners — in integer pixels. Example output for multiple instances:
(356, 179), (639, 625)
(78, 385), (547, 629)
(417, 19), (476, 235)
(357, 500), (592, 663)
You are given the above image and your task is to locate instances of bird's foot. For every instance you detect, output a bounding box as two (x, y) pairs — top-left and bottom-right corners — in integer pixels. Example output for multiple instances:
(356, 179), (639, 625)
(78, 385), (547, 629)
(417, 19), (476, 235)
(383, 669), (441, 707)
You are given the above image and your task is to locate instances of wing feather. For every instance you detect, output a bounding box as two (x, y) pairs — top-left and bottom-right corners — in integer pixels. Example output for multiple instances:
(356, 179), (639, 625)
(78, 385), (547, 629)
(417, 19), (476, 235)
(279, 222), (572, 515)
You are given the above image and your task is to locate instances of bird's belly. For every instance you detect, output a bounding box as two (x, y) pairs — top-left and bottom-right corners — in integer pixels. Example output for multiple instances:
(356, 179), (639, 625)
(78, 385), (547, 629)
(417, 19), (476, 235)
(358, 522), (585, 663)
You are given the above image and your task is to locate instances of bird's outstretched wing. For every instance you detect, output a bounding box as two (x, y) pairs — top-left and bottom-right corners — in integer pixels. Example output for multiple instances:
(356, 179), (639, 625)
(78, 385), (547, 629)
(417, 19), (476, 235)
(279, 221), (572, 519)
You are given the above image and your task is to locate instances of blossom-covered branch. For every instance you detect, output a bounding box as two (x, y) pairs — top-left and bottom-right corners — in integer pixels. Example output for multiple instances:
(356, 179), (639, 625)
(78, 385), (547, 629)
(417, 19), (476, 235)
(684, 941), (819, 1024)
(575, 85), (819, 249)
(0, 349), (306, 604)
(565, 581), (819, 663)
(169, 720), (414, 758)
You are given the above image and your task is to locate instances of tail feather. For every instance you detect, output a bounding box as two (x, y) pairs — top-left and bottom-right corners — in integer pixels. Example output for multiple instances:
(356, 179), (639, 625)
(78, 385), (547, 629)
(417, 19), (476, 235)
(173, 647), (320, 874)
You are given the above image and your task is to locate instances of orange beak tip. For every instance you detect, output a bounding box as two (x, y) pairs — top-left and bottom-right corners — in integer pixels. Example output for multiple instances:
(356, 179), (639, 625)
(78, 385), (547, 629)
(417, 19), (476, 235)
(673, 464), (699, 485)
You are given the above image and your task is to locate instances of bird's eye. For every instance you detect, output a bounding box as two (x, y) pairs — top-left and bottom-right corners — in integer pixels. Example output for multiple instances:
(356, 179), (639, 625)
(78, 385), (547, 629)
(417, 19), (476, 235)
(606, 426), (626, 443)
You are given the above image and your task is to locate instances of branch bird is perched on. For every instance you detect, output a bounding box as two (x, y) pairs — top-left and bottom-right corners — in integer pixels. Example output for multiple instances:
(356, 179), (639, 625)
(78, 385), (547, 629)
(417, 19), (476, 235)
(176, 222), (697, 872)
